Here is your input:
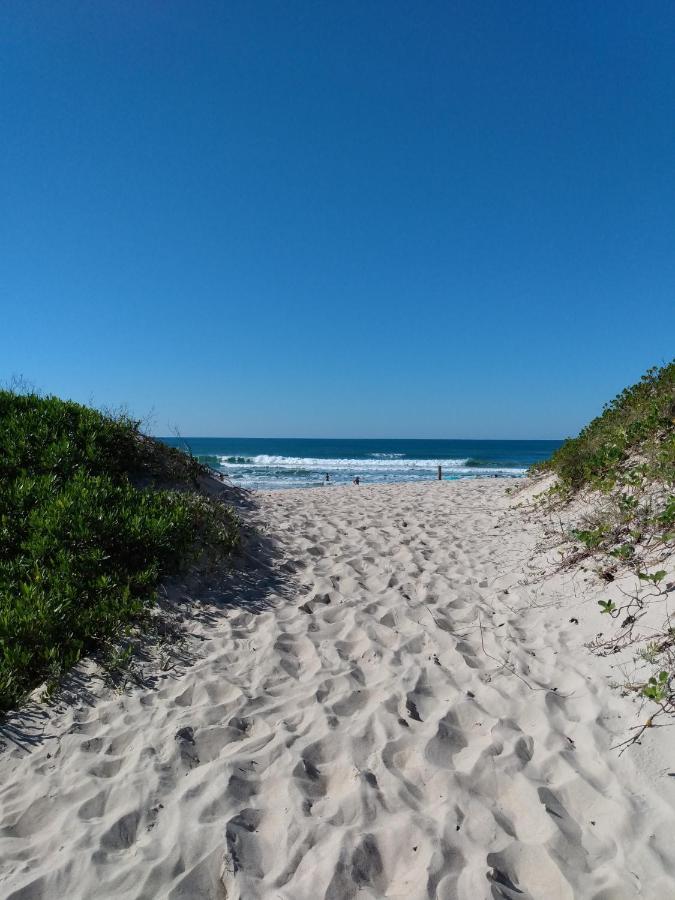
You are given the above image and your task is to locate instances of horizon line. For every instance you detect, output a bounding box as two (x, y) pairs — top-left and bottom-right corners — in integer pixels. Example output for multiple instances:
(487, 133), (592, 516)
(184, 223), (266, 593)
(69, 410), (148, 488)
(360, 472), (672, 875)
(154, 435), (566, 442)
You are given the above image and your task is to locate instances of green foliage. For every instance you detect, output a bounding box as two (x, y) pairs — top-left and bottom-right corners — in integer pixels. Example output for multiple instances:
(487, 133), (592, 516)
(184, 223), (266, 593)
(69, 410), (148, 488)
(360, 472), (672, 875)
(0, 390), (238, 711)
(637, 570), (667, 585)
(642, 671), (670, 702)
(532, 360), (674, 494)
(598, 599), (617, 615)
(657, 496), (675, 539)
(571, 526), (608, 550)
(609, 543), (635, 561)
(531, 361), (674, 557)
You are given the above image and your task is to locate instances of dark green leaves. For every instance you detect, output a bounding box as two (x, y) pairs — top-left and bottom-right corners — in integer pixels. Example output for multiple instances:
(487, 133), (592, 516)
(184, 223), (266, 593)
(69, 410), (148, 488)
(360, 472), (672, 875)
(0, 390), (238, 711)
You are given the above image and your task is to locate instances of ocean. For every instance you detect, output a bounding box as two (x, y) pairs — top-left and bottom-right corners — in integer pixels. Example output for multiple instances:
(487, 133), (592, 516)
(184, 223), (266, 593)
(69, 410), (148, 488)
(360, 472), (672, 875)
(159, 437), (561, 490)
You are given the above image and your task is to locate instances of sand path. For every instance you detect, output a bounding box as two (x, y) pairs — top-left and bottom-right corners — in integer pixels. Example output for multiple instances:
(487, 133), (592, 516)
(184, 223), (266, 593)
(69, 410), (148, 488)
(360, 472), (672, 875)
(1, 480), (674, 899)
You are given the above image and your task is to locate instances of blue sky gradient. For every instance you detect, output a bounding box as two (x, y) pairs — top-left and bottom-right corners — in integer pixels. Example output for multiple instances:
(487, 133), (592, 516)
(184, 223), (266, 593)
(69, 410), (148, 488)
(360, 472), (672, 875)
(2, 2), (674, 438)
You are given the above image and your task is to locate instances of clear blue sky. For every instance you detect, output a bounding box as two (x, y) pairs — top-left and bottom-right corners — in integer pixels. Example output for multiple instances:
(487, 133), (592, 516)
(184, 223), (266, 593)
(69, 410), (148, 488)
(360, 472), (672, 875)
(2, 2), (674, 439)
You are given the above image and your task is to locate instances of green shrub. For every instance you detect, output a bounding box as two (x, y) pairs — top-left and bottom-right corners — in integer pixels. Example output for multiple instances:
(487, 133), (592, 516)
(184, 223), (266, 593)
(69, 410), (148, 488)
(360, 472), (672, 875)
(531, 361), (674, 552)
(0, 390), (238, 711)
(533, 361), (675, 493)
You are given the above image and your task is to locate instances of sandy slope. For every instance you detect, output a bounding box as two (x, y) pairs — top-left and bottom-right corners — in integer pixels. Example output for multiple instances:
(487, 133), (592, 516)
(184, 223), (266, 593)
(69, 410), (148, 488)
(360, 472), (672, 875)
(1, 479), (675, 899)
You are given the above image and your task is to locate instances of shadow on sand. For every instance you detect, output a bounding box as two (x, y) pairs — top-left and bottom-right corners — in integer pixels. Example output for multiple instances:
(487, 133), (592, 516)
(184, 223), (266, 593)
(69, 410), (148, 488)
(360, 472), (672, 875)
(0, 485), (296, 754)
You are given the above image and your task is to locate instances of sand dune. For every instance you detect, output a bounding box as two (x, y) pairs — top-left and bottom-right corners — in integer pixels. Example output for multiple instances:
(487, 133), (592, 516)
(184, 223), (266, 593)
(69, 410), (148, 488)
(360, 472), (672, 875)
(1, 479), (674, 898)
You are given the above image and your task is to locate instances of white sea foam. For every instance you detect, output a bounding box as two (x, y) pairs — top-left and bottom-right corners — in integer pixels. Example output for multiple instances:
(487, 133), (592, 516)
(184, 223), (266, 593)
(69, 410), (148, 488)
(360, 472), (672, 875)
(217, 454), (472, 471)
(211, 454), (527, 492)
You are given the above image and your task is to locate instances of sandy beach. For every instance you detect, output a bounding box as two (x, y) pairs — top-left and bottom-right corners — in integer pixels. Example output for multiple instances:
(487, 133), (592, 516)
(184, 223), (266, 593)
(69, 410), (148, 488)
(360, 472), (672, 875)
(2, 478), (675, 899)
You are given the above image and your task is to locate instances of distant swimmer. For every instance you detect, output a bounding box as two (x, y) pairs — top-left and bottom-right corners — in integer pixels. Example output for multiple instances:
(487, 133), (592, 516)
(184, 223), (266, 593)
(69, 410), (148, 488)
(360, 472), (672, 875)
(353, 476), (360, 485)
(325, 473), (330, 483)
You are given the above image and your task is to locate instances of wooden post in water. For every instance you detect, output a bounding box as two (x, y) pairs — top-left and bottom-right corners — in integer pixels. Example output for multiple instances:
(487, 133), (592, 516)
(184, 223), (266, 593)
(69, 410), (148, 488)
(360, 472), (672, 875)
(437, 465), (442, 481)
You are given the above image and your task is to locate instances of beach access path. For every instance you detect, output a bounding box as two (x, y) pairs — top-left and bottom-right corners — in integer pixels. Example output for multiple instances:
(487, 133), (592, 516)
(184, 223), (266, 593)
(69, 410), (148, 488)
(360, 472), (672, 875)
(1, 479), (675, 899)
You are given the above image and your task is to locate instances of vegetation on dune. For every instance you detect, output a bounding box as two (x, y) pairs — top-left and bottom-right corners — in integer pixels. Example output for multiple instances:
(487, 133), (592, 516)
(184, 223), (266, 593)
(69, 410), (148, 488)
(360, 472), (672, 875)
(0, 391), (238, 712)
(534, 359), (673, 491)
(532, 360), (674, 563)
(529, 361), (675, 747)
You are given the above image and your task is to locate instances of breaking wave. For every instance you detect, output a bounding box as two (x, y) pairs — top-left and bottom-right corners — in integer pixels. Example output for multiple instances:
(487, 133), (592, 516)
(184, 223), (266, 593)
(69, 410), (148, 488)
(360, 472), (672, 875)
(197, 451), (527, 489)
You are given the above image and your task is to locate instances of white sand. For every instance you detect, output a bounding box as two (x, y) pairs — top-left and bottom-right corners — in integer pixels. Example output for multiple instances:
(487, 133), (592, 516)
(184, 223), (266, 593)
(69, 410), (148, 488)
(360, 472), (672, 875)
(1, 479), (675, 898)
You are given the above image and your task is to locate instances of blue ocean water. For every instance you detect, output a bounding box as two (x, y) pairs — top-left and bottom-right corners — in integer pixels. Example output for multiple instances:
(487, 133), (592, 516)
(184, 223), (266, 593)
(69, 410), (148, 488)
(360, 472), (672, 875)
(159, 437), (561, 490)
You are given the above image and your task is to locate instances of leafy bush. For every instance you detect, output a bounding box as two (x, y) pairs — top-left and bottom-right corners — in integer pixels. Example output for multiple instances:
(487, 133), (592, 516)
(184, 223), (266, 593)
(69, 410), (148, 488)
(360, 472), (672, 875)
(532, 361), (674, 553)
(0, 391), (238, 711)
(533, 361), (674, 491)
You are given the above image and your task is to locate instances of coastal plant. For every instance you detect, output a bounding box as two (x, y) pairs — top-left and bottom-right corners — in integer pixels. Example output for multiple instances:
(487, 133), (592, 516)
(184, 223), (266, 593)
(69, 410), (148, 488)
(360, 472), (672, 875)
(638, 641), (661, 664)
(0, 390), (239, 711)
(530, 360), (674, 571)
(642, 671), (670, 702)
(597, 599), (617, 615)
(528, 361), (674, 748)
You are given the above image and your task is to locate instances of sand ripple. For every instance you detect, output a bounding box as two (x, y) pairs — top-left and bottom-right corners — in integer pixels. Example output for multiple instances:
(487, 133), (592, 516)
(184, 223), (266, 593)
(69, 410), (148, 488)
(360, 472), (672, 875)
(1, 480), (674, 898)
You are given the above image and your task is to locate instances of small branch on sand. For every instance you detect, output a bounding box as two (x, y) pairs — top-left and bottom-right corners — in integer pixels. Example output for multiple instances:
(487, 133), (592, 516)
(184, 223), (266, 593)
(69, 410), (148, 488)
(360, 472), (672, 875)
(611, 705), (675, 755)
(477, 614), (549, 693)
